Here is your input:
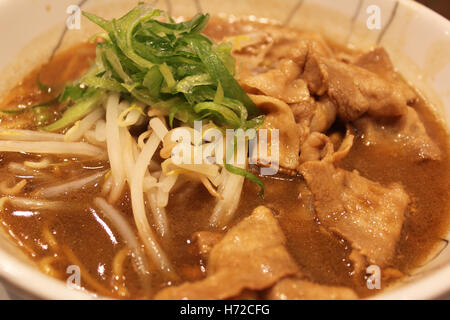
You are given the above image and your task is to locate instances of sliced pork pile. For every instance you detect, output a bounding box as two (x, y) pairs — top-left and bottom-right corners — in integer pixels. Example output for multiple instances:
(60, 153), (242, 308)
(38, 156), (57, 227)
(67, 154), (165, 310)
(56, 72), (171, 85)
(189, 21), (444, 299)
(156, 206), (359, 300)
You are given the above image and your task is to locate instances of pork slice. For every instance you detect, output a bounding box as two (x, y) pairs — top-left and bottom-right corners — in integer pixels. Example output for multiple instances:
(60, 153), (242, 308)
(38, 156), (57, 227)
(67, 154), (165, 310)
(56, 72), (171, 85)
(298, 129), (354, 165)
(309, 96), (337, 133)
(232, 27), (332, 77)
(354, 106), (442, 161)
(240, 59), (310, 104)
(251, 94), (301, 170)
(191, 231), (224, 261)
(289, 95), (338, 154)
(154, 206), (299, 300)
(289, 98), (316, 147)
(257, 29), (333, 68)
(265, 278), (358, 300)
(355, 48), (417, 104)
(302, 52), (408, 121)
(299, 160), (410, 267)
(298, 132), (335, 164)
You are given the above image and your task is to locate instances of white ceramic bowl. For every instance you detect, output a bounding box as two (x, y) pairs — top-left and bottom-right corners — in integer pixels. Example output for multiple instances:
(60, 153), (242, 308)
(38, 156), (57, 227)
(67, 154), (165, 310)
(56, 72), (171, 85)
(0, 0), (449, 299)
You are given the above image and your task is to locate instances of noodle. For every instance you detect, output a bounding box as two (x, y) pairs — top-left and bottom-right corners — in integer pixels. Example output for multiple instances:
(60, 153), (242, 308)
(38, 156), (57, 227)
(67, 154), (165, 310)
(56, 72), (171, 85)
(105, 94), (126, 203)
(129, 132), (175, 277)
(93, 197), (152, 293)
(0, 179), (27, 196)
(64, 108), (105, 142)
(209, 163), (246, 228)
(4, 196), (82, 211)
(146, 191), (168, 237)
(23, 158), (52, 169)
(94, 119), (106, 142)
(39, 256), (62, 278)
(200, 176), (222, 199)
(0, 197), (7, 212)
(8, 162), (53, 180)
(37, 170), (107, 198)
(0, 129), (64, 142)
(62, 245), (113, 297)
(101, 172), (113, 197)
(137, 130), (152, 150)
(0, 141), (107, 158)
(156, 172), (178, 207)
(138, 117), (169, 239)
(111, 247), (131, 297)
(119, 127), (136, 184)
(0, 216), (36, 257)
(143, 175), (158, 191)
(118, 104), (144, 127)
(112, 248), (130, 279)
(83, 130), (107, 147)
(149, 117), (169, 140)
(42, 222), (58, 251)
(131, 121), (171, 237)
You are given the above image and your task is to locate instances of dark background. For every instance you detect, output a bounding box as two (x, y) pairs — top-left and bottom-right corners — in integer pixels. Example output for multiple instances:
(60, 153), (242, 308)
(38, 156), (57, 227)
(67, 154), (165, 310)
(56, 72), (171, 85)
(417, 0), (450, 19)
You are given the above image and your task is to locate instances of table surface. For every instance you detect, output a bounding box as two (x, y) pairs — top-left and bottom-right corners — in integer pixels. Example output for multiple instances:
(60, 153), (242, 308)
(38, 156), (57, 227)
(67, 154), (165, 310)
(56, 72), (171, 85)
(0, 283), (9, 300)
(416, 0), (450, 19)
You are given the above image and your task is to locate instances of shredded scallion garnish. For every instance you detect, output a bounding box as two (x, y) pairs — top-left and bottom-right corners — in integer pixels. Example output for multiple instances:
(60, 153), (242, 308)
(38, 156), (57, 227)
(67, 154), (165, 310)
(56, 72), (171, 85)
(9, 4), (267, 193)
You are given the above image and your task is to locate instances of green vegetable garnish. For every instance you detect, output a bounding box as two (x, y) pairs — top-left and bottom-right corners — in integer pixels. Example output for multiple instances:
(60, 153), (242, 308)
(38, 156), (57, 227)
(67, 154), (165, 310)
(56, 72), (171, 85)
(80, 3), (261, 129)
(59, 84), (89, 103)
(224, 139), (265, 196)
(0, 108), (28, 115)
(33, 106), (52, 127)
(0, 98), (58, 126)
(225, 163), (265, 196)
(37, 4), (265, 191)
(42, 90), (106, 132)
(187, 36), (260, 117)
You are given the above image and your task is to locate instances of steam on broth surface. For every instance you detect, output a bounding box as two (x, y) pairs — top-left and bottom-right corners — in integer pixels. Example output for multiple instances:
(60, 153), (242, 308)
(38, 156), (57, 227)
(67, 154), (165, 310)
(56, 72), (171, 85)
(0, 6), (449, 299)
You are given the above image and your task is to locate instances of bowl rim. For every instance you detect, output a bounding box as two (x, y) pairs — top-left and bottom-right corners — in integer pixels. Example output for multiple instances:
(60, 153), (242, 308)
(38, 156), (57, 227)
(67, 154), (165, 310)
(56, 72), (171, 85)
(369, 0), (450, 300)
(0, 0), (449, 300)
(0, 248), (95, 299)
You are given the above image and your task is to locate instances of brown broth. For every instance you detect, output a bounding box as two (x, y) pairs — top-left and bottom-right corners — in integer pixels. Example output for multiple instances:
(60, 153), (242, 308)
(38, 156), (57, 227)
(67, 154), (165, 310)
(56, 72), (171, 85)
(0, 20), (449, 299)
